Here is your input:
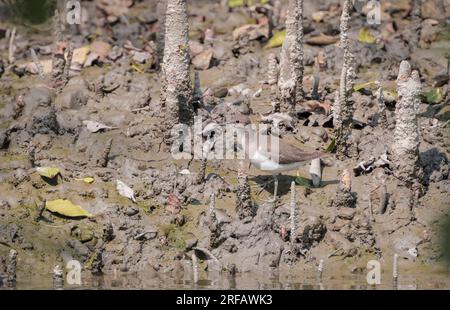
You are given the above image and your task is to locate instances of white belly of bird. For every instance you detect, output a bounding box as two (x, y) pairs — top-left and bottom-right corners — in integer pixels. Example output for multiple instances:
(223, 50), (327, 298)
(249, 150), (306, 172)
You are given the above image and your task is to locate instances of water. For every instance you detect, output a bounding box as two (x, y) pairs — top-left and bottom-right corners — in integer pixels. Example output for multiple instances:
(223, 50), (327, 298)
(3, 268), (450, 290)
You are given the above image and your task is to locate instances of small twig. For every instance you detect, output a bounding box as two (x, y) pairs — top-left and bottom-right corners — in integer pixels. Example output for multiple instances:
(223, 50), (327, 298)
(63, 43), (74, 86)
(7, 249), (17, 287)
(131, 106), (151, 112)
(393, 253), (399, 287)
(368, 193), (374, 222)
(8, 27), (16, 64)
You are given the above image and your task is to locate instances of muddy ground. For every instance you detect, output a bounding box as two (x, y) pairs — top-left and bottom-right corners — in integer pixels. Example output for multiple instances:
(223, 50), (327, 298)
(0, 0), (449, 288)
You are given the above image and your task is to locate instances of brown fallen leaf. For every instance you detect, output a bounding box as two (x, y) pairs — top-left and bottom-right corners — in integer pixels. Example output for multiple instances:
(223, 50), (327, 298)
(90, 41), (111, 61)
(232, 24), (268, 41)
(192, 48), (213, 70)
(304, 100), (332, 115)
(23, 59), (53, 75)
(72, 46), (90, 65)
(96, 0), (134, 23)
(306, 34), (339, 46)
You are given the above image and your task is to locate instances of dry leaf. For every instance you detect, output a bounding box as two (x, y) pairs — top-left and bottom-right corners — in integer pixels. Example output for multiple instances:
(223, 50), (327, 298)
(232, 24), (268, 41)
(192, 48), (213, 70)
(45, 199), (92, 218)
(132, 51), (151, 64)
(304, 100), (332, 115)
(22, 59), (52, 75)
(90, 41), (111, 61)
(264, 30), (286, 49)
(306, 34), (339, 46)
(189, 41), (205, 57)
(358, 27), (376, 44)
(83, 177), (95, 184)
(83, 120), (114, 133)
(116, 180), (136, 202)
(36, 167), (60, 179)
(72, 46), (90, 65)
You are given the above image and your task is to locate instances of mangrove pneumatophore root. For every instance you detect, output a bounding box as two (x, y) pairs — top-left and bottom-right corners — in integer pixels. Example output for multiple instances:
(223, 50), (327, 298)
(289, 181), (297, 246)
(277, 0), (303, 114)
(392, 60), (423, 189)
(267, 53), (278, 86)
(156, 0), (168, 67)
(63, 43), (74, 88)
(375, 81), (387, 128)
(330, 169), (356, 208)
(102, 220), (115, 242)
(161, 0), (193, 139)
(334, 0), (357, 159)
(295, 0), (304, 101)
(267, 53), (280, 112)
(8, 27), (16, 64)
(98, 138), (113, 168)
(34, 199), (46, 222)
(393, 253), (399, 285)
(52, 265), (64, 289)
(195, 157), (207, 185)
(191, 252), (199, 284)
(409, 0), (422, 50)
(235, 162), (253, 220)
(208, 193), (221, 249)
(51, 10), (67, 89)
(378, 179), (388, 214)
(317, 259), (324, 280)
(7, 249), (17, 287)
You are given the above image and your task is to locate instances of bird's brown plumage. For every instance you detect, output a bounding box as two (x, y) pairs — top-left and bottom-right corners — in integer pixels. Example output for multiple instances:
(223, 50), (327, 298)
(258, 137), (328, 165)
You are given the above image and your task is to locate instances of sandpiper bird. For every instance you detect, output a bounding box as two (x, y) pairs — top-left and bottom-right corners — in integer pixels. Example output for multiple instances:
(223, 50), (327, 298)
(232, 114), (328, 201)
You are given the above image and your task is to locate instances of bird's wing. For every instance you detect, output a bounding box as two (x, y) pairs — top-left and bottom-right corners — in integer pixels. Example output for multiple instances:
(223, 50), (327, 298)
(259, 140), (327, 165)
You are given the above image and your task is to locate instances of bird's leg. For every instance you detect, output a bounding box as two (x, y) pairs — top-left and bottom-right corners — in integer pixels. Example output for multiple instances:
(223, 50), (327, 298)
(273, 174), (279, 201)
(257, 174), (279, 203)
(255, 177), (275, 195)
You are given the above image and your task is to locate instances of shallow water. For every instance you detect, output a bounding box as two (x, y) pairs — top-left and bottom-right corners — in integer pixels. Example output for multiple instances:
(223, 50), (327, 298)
(4, 268), (450, 290)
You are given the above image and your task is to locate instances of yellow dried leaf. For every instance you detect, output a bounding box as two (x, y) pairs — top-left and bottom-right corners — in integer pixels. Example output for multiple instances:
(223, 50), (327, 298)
(228, 0), (268, 8)
(36, 167), (60, 179)
(83, 177), (95, 184)
(72, 46), (90, 64)
(228, 0), (245, 8)
(358, 27), (376, 44)
(354, 81), (376, 92)
(264, 30), (286, 49)
(45, 199), (92, 218)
